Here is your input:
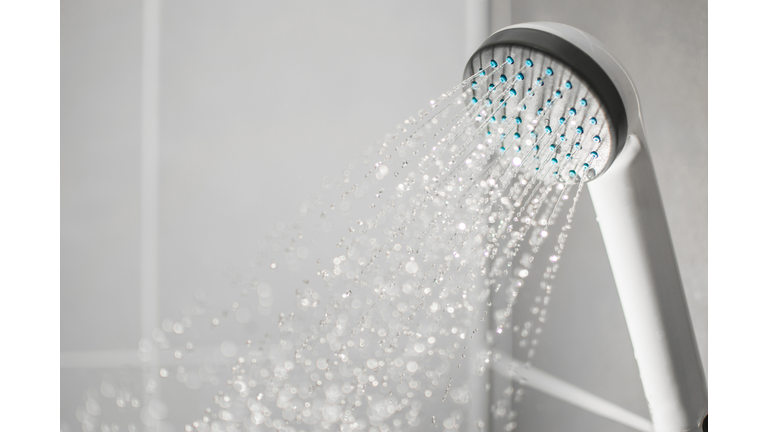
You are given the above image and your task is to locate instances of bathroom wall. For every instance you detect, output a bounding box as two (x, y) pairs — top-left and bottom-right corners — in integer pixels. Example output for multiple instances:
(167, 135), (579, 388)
(61, 1), (469, 430)
(61, 1), (705, 431)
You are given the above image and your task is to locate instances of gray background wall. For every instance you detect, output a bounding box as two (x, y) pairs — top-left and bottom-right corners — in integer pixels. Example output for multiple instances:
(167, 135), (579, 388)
(61, 1), (706, 431)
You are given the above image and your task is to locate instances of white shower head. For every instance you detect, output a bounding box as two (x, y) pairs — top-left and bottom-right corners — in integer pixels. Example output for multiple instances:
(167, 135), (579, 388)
(463, 22), (707, 432)
(463, 22), (644, 182)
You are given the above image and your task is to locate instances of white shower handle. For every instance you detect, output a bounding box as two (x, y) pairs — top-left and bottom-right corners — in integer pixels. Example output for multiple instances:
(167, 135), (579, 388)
(589, 134), (707, 432)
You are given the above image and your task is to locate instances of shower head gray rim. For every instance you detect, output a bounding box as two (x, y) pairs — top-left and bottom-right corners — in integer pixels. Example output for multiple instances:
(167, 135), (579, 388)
(464, 23), (637, 181)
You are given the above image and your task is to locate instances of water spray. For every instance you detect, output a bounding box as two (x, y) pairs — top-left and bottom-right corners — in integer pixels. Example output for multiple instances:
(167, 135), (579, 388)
(72, 22), (707, 432)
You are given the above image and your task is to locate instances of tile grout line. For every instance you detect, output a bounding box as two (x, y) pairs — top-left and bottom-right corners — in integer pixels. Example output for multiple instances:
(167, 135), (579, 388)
(59, 348), (652, 431)
(491, 350), (653, 432)
(141, 0), (161, 419)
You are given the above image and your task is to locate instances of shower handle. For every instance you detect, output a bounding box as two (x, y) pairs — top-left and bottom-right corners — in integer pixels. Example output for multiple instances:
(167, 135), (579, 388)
(588, 133), (707, 432)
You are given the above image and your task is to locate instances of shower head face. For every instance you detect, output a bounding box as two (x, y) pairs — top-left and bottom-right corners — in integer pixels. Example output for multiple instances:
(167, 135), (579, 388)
(463, 28), (628, 182)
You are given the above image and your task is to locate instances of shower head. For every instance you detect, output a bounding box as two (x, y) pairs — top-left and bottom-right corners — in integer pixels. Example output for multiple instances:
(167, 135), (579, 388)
(463, 22), (643, 182)
(465, 22), (708, 432)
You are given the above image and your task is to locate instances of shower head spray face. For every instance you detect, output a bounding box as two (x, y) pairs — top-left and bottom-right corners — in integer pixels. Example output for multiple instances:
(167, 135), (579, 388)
(463, 24), (632, 182)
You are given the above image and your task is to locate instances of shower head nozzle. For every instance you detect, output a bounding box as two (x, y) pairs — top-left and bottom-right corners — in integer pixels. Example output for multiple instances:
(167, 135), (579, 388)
(463, 22), (643, 182)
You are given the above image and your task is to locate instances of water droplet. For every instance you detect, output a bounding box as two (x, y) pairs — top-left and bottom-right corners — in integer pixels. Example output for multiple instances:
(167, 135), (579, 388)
(220, 340), (238, 357)
(148, 399), (168, 420)
(443, 417), (456, 429)
(405, 261), (419, 274)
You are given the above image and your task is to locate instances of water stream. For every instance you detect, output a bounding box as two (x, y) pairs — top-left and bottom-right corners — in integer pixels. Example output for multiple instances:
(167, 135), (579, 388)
(75, 53), (609, 432)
